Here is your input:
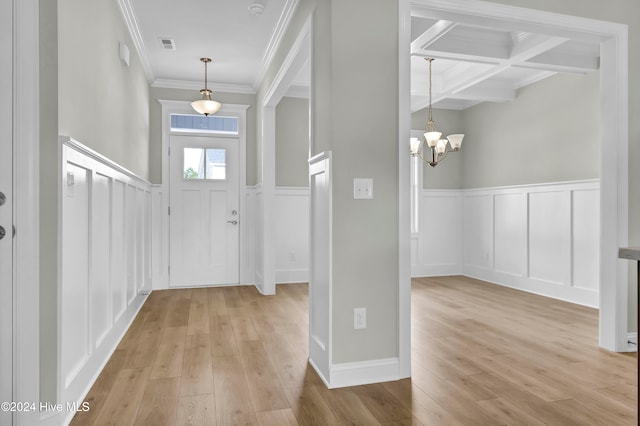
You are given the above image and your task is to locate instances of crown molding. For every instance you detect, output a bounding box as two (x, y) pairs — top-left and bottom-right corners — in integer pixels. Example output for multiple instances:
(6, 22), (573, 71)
(253, 0), (300, 90)
(115, 0), (155, 83)
(151, 79), (256, 94)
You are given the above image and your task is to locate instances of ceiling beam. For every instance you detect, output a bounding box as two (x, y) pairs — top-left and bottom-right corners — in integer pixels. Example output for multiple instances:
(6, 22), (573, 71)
(410, 20), (456, 52)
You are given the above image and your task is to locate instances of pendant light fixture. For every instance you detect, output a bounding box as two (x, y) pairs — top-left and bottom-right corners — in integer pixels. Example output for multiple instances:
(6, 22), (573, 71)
(410, 58), (464, 167)
(191, 57), (222, 116)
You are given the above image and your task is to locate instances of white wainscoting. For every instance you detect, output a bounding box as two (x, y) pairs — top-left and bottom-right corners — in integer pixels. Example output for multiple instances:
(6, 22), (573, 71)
(412, 180), (600, 308)
(254, 184), (265, 292)
(462, 180), (600, 307)
(275, 187), (309, 283)
(411, 190), (463, 277)
(242, 186), (257, 284)
(58, 137), (151, 425)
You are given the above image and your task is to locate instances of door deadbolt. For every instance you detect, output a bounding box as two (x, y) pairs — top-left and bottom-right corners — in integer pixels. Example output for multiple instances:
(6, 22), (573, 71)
(231, 210), (238, 216)
(0, 226), (5, 240)
(0, 192), (5, 206)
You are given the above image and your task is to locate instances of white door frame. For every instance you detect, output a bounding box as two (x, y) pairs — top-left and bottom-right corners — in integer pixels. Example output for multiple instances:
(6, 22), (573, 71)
(259, 16), (312, 296)
(159, 101), (249, 289)
(9, 0), (41, 423)
(403, 0), (630, 351)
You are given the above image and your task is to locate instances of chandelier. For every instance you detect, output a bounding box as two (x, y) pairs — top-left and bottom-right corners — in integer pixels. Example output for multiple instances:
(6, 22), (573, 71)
(410, 58), (464, 167)
(191, 57), (222, 116)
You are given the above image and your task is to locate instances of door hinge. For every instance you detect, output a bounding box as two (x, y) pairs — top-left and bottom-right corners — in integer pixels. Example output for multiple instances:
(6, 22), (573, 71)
(168, 265), (170, 275)
(168, 206), (171, 215)
(168, 147), (170, 156)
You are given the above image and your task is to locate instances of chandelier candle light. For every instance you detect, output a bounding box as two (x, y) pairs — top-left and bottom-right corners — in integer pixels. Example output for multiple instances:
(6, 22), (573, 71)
(410, 58), (464, 167)
(192, 57), (222, 116)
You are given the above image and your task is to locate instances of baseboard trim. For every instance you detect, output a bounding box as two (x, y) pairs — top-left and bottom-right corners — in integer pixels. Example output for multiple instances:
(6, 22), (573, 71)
(627, 332), (637, 352)
(275, 268), (308, 284)
(327, 357), (401, 389)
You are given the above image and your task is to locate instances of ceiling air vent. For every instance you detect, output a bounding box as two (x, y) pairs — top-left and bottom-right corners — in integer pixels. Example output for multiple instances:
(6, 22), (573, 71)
(159, 37), (176, 51)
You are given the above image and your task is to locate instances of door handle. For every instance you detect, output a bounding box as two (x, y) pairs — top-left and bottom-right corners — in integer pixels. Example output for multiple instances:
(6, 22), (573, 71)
(227, 220), (238, 225)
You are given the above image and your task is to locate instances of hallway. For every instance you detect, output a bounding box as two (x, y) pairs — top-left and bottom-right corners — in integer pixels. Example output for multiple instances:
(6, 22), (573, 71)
(71, 278), (638, 425)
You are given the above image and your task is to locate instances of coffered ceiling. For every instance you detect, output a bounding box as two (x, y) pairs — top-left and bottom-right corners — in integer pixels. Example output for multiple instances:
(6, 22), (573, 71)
(119, 1), (600, 110)
(409, 13), (600, 111)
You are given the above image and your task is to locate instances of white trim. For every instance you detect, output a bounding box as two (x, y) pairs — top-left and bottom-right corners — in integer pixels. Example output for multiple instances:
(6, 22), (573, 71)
(409, 0), (629, 352)
(253, 0), (301, 89)
(259, 15), (312, 296)
(398, 0), (412, 380)
(115, 0), (154, 83)
(13, 0), (40, 424)
(627, 332), (637, 352)
(158, 101), (249, 291)
(152, 79), (256, 95)
(327, 357), (401, 389)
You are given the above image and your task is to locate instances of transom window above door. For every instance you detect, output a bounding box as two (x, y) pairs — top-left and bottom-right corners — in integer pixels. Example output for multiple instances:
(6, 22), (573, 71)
(171, 113), (239, 135)
(183, 148), (226, 180)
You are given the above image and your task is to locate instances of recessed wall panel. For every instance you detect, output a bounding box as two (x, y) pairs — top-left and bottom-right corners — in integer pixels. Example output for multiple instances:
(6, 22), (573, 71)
(494, 193), (525, 276)
(529, 191), (568, 284)
(572, 189), (599, 290)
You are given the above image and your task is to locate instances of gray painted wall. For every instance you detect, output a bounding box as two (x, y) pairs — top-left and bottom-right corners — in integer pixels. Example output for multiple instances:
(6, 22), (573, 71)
(411, 108), (464, 189)
(39, 0), (58, 404)
(148, 88), (257, 185)
(58, 0), (150, 180)
(276, 96), (309, 187)
(259, 0), (400, 365)
(461, 71), (600, 188)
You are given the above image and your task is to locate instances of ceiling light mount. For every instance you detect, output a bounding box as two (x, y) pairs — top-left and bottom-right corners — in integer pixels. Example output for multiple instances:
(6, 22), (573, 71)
(410, 58), (464, 167)
(191, 57), (222, 116)
(248, 0), (265, 16)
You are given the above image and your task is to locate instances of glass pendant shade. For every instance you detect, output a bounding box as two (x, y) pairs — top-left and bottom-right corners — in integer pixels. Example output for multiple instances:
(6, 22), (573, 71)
(447, 134), (464, 150)
(191, 93), (222, 116)
(436, 139), (447, 154)
(410, 137), (421, 155)
(425, 131), (442, 148)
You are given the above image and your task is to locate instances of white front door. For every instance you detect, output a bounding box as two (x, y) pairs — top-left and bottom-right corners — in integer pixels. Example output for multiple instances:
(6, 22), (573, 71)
(0, 0), (14, 420)
(169, 136), (240, 287)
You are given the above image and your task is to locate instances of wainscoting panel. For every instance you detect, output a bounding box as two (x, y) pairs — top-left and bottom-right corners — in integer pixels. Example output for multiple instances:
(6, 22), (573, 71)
(461, 180), (600, 307)
(572, 188), (600, 291)
(275, 187), (309, 283)
(463, 193), (492, 270)
(411, 191), (462, 277)
(59, 137), (150, 425)
(529, 190), (569, 284)
(255, 185), (265, 292)
(493, 193), (526, 277)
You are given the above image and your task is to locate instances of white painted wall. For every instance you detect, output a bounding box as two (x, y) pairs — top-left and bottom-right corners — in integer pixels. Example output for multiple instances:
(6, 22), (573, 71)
(57, 138), (150, 425)
(274, 187), (309, 283)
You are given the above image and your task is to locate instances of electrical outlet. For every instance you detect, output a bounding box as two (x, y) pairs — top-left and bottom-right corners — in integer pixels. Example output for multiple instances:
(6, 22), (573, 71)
(353, 178), (373, 199)
(354, 308), (366, 329)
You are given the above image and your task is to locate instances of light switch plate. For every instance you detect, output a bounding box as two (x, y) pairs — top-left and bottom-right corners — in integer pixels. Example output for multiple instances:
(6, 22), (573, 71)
(354, 308), (366, 329)
(353, 178), (373, 199)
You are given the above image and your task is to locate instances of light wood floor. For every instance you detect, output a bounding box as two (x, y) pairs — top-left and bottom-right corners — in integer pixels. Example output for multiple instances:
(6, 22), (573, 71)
(71, 276), (638, 425)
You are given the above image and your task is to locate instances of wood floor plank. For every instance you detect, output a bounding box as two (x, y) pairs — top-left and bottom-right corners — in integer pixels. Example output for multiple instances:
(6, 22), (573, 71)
(212, 355), (258, 425)
(316, 386), (381, 425)
(350, 383), (413, 423)
(150, 326), (187, 380)
(255, 408), (299, 426)
(91, 367), (150, 425)
(285, 385), (338, 426)
(187, 288), (210, 336)
(134, 377), (180, 425)
(209, 314), (239, 357)
(181, 334), (214, 396)
(175, 394), (217, 426)
(237, 340), (289, 412)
